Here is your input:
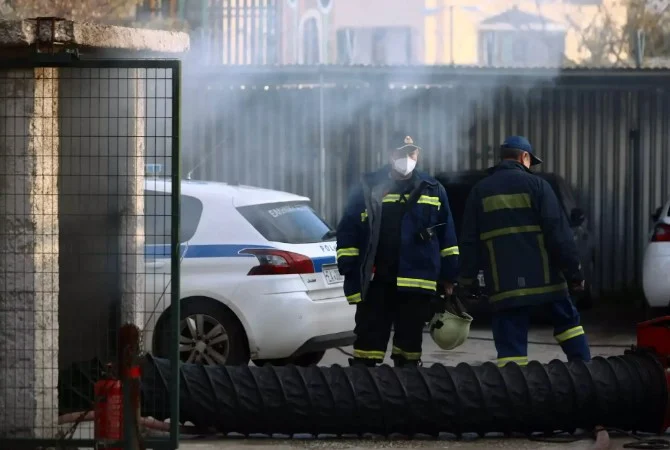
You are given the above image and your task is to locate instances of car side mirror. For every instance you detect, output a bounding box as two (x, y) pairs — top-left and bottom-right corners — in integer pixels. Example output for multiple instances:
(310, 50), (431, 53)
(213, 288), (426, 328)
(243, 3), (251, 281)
(652, 207), (662, 223)
(570, 208), (585, 227)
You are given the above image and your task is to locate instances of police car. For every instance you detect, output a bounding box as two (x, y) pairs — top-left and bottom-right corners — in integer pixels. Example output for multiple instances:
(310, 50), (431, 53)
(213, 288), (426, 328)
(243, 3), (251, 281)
(142, 177), (355, 366)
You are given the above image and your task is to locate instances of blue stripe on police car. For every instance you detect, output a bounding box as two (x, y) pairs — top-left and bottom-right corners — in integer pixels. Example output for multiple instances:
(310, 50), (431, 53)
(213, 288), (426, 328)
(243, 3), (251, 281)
(144, 244), (336, 273)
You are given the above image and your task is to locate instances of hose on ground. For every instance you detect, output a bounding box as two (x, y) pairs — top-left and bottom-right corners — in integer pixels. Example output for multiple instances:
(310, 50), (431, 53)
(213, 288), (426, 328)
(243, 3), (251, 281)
(140, 350), (667, 437)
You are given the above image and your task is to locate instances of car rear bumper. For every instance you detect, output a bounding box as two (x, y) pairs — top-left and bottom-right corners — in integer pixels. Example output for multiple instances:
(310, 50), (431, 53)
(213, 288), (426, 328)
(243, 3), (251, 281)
(241, 291), (356, 360)
(643, 248), (670, 308)
(290, 331), (356, 358)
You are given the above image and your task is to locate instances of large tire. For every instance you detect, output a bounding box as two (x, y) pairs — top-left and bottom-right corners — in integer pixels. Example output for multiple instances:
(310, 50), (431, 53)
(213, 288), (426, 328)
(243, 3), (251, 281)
(253, 350), (326, 367)
(154, 297), (250, 366)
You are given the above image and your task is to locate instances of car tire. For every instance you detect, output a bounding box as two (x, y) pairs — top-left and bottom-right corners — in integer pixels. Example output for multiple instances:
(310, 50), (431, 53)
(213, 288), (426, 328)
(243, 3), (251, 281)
(253, 350), (326, 367)
(154, 297), (250, 366)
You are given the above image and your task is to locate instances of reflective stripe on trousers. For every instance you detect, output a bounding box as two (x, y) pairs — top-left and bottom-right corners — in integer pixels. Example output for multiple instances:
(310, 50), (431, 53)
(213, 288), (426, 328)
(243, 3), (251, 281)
(353, 349), (385, 360)
(497, 356), (528, 367)
(554, 326), (585, 343)
(391, 345), (421, 361)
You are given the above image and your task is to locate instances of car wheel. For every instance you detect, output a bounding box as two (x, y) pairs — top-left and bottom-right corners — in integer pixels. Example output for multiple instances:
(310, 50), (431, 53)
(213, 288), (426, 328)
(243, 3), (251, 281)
(253, 350), (326, 367)
(155, 298), (250, 366)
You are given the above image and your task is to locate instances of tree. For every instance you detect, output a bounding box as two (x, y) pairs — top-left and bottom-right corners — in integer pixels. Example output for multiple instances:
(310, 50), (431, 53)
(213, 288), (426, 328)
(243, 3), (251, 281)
(5, 0), (142, 24)
(565, 0), (670, 67)
(3, 0), (189, 31)
(625, 0), (670, 59)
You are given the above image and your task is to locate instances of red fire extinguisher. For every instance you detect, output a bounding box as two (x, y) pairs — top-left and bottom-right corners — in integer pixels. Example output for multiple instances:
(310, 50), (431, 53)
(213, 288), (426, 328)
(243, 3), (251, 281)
(94, 364), (123, 450)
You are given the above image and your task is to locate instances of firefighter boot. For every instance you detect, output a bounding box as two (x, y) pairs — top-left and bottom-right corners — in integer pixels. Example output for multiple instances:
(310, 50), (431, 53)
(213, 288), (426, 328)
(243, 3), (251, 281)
(349, 357), (377, 368)
(392, 356), (422, 368)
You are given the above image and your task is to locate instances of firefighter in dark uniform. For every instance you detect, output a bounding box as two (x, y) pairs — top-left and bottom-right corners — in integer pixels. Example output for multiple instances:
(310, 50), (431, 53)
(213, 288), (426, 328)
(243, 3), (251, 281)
(336, 132), (460, 367)
(458, 136), (591, 367)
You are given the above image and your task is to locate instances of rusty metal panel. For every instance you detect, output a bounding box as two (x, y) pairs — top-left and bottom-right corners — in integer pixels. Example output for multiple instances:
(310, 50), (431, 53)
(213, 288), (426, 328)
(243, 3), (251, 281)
(182, 68), (670, 296)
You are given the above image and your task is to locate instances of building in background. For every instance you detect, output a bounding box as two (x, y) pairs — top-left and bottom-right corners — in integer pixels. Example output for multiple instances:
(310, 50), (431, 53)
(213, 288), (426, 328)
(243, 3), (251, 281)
(136, 0), (640, 67)
(137, 0), (282, 65)
(423, 0), (629, 66)
(278, 0), (425, 65)
(138, 0), (427, 65)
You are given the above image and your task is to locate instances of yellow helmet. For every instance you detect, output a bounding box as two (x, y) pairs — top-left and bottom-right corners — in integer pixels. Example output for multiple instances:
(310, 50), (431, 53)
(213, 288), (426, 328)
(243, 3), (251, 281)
(429, 309), (473, 351)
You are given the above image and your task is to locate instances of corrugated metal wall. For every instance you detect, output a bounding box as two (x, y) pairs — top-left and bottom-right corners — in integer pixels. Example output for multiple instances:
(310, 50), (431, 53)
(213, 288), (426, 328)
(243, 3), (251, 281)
(181, 66), (670, 296)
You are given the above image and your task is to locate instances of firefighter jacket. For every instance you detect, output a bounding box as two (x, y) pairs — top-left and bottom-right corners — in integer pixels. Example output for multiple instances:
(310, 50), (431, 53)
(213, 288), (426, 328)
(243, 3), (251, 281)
(336, 165), (460, 305)
(458, 160), (583, 311)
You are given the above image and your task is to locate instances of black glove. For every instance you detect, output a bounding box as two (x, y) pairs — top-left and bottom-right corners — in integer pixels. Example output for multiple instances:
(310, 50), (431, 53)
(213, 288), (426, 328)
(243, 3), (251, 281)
(428, 295), (447, 319)
(444, 293), (468, 317)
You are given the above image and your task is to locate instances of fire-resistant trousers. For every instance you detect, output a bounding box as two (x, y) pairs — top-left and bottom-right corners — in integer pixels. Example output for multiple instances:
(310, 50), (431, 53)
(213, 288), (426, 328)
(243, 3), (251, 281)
(491, 295), (592, 367)
(351, 281), (433, 367)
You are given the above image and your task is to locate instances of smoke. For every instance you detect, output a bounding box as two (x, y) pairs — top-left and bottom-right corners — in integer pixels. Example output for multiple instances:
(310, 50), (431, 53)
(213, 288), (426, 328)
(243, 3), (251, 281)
(178, 0), (565, 224)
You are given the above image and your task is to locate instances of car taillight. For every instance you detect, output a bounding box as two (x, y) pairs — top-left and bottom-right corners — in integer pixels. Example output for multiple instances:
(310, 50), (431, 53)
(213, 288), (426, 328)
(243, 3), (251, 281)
(240, 248), (315, 275)
(651, 224), (670, 242)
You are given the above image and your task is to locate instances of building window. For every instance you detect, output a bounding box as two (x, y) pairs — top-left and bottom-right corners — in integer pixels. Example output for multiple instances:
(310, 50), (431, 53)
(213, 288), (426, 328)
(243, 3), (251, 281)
(479, 30), (566, 67)
(299, 9), (322, 64)
(336, 27), (413, 65)
(478, 8), (567, 67)
(303, 17), (320, 64)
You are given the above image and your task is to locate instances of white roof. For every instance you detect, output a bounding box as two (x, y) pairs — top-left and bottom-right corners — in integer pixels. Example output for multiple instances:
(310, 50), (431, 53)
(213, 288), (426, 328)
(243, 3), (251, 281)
(144, 178), (309, 207)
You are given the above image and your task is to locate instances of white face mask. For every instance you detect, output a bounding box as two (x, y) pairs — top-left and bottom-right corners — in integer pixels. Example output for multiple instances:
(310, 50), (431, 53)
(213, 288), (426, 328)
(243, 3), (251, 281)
(392, 156), (417, 177)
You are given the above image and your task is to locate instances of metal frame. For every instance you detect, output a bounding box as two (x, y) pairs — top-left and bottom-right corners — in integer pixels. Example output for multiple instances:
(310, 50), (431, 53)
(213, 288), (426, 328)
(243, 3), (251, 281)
(183, 64), (670, 88)
(0, 57), (182, 450)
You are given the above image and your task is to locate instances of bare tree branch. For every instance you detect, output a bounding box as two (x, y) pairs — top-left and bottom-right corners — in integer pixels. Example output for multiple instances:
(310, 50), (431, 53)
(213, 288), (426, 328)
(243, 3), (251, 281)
(4, 0), (189, 30)
(562, 0), (670, 66)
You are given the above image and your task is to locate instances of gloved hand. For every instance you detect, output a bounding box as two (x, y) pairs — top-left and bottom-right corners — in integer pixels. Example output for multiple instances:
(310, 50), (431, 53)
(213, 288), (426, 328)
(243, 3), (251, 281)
(569, 279), (585, 293)
(454, 282), (479, 299)
(429, 295), (447, 317)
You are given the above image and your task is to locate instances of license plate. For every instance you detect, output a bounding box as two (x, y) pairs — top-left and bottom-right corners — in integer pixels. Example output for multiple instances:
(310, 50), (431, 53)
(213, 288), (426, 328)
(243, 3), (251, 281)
(322, 265), (344, 285)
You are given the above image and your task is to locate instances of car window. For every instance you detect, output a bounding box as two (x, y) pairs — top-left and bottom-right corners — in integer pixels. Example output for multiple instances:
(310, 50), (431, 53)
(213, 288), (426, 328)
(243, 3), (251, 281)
(237, 201), (333, 244)
(145, 191), (204, 245)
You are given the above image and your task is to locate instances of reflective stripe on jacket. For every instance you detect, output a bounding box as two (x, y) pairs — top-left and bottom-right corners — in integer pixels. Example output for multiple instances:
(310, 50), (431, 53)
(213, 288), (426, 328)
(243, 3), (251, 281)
(458, 161), (583, 310)
(336, 166), (459, 304)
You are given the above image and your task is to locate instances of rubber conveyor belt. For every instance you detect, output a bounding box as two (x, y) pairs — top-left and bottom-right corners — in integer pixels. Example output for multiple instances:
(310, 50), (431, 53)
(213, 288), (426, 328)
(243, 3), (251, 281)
(140, 352), (667, 437)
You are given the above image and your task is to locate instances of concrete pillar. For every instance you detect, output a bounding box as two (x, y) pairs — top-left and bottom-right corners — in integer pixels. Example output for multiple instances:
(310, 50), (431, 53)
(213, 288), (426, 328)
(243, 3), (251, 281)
(58, 67), (151, 365)
(0, 67), (60, 438)
(0, 18), (188, 439)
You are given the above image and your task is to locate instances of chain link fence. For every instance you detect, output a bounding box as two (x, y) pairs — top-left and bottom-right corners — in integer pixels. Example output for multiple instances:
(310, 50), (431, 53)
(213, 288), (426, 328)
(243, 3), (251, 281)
(0, 58), (181, 449)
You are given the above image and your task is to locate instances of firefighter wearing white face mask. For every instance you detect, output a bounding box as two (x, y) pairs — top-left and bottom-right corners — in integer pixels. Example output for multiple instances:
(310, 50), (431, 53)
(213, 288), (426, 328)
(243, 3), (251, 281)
(335, 132), (460, 367)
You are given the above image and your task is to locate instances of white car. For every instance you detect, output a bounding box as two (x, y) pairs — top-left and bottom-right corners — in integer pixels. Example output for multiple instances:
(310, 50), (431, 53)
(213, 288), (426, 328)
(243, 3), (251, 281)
(141, 178), (355, 366)
(642, 199), (670, 310)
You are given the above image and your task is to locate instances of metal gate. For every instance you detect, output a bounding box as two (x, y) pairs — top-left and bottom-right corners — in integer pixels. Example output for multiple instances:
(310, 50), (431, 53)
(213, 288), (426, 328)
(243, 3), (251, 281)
(0, 56), (182, 449)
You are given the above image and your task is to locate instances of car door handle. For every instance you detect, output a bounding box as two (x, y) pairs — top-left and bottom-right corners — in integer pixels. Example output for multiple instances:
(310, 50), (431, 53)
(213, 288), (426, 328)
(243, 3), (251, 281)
(145, 260), (166, 269)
